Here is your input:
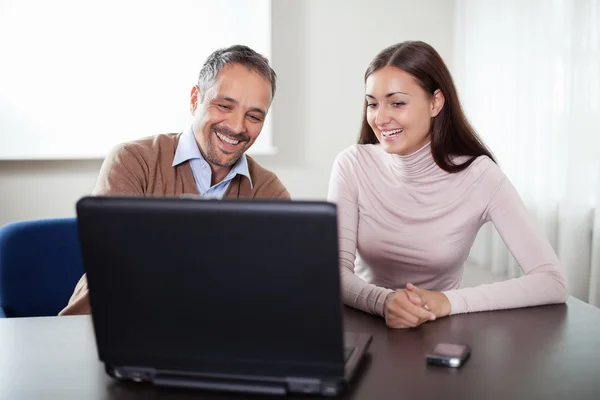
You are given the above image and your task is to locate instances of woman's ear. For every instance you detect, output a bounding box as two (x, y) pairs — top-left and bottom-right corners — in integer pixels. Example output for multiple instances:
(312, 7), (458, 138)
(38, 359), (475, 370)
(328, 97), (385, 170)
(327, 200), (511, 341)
(430, 89), (445, 118)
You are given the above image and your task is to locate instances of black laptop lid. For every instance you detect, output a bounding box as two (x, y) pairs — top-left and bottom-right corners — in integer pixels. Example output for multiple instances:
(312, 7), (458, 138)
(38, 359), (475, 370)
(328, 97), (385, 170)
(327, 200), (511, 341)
(77, 196), (345, 378)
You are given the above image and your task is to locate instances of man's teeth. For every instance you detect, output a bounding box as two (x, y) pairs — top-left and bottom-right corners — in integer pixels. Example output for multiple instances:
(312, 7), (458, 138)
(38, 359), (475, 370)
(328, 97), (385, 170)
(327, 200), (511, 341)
(382, 129), (403, 137)
(216, 131), (240, 145)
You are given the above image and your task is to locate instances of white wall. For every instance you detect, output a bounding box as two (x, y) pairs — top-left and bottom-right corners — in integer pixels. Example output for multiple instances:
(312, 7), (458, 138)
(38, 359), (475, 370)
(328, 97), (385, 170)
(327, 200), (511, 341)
(0, 0), (454, 226)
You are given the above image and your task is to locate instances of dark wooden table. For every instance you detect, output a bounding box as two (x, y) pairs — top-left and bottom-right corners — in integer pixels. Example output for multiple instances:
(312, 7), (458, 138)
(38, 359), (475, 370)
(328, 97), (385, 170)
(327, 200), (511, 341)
(1, 297), (599, 399)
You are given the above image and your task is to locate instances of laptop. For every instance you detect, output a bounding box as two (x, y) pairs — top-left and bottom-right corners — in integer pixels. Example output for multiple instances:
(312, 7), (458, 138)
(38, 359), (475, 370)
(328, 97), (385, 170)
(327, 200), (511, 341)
(76, 196), (372, 396)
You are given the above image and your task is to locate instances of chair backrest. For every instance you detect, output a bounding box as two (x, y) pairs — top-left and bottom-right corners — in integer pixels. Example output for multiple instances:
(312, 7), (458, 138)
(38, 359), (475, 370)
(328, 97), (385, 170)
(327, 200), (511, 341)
(0, 218), (84, 317)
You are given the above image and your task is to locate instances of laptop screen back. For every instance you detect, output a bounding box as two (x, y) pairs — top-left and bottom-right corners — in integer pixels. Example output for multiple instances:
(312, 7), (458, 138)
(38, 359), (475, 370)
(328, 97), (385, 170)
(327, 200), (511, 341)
(77, 197), (346, 378)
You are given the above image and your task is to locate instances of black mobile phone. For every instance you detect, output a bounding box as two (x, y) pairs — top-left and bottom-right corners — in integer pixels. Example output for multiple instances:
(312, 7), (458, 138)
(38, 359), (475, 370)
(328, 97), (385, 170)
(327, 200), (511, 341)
(426, 343), (471, 368)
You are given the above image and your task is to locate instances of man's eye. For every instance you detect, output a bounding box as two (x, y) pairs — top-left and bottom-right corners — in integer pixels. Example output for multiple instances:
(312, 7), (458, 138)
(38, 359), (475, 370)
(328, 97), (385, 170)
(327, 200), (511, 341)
(218, 104), (231, 110)
(248, 115), (262, 122)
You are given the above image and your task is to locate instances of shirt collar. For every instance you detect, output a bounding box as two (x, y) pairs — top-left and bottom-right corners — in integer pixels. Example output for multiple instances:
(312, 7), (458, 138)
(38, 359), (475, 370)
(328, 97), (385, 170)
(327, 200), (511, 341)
(172, 126), (253, 188)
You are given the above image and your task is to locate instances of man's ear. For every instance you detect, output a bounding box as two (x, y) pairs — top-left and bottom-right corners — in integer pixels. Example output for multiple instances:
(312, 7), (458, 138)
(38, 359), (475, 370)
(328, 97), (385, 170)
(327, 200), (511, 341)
(431, 89), (445, 118)
(190, 85), (200, 115)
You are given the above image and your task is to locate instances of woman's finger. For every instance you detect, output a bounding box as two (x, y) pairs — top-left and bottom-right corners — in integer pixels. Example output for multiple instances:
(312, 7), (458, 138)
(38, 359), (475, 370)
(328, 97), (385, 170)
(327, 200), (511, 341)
(388, 314), (419, 329)
(401, 291), (436, 321)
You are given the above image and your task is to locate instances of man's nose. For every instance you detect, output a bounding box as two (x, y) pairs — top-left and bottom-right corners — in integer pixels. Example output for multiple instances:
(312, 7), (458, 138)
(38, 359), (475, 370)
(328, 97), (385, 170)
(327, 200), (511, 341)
(227, 110), (245, 135)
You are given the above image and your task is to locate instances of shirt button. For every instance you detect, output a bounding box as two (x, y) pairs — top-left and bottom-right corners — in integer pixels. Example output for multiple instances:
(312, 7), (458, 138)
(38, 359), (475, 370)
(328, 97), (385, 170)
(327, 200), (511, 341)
(201, 164), (206, 169)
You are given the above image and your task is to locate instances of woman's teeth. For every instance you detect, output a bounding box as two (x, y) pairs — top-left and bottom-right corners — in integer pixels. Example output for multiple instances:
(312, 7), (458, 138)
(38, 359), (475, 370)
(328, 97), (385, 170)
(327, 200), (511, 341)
(216, 131), (240, 145)
(382, 129), (403, 137)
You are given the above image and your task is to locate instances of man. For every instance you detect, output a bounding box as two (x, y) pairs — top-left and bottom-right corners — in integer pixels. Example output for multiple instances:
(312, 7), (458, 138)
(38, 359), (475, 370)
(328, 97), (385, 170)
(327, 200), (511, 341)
(59, 45), (290, 315)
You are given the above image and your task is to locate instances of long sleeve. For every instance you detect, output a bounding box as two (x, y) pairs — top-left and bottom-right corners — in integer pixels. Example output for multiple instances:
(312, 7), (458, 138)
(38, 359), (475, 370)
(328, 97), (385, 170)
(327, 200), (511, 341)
(328, 151), (394, 317)
(58, 144), (147, 316)
(443, 169), (569, 314)
(92, 143), (148, 195)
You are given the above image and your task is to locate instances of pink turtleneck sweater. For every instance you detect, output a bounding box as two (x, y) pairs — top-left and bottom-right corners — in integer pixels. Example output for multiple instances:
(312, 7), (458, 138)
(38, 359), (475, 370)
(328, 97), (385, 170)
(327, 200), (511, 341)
(327, 142), (568, 317)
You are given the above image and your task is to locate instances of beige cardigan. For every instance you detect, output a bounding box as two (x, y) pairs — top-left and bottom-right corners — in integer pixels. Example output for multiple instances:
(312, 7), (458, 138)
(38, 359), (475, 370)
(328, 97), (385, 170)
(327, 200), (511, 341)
(59, 133), (290, 315)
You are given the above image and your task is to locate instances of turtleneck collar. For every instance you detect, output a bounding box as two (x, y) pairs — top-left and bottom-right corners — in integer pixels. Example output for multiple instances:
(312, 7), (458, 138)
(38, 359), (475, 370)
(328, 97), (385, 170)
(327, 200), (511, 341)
(386, 141), (439, 181)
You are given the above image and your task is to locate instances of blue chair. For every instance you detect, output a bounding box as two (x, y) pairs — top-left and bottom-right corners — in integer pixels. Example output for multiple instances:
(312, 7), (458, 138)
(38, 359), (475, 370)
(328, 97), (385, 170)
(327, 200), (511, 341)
(0, 218), (84, 317)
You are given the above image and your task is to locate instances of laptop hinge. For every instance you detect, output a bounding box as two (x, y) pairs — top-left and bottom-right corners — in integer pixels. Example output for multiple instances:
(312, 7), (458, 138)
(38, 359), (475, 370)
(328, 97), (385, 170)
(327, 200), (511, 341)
(285, 377), (320, 394)
(154, 375), (287, 395)
(286, 377), (341, 396)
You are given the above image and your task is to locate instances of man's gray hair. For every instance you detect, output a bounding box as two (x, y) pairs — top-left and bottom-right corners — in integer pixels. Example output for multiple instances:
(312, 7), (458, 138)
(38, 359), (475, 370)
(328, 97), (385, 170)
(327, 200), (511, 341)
(197, 44), (276, 100)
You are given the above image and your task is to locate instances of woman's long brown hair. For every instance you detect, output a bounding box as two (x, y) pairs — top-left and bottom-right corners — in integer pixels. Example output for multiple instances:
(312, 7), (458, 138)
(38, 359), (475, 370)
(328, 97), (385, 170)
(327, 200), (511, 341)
(359, 41), (495, 172)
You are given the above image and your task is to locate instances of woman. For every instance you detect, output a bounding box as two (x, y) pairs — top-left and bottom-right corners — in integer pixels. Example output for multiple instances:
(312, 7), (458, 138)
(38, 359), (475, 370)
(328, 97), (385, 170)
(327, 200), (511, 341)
(327, 41), (568, 329)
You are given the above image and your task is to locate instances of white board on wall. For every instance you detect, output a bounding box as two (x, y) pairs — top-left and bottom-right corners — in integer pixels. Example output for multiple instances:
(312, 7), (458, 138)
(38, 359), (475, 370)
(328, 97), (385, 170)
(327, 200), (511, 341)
(0, 0), (274, 160)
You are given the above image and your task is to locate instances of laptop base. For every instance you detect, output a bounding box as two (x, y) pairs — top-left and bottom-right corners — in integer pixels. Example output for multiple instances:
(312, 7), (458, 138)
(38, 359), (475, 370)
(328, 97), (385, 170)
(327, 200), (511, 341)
(108, 365), (345, 396)
(106, 331), (372, 396)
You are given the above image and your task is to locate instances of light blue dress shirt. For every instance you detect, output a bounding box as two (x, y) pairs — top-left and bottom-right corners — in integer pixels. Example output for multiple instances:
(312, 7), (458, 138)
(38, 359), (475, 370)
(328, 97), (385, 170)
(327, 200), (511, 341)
(172, 127), (253, 199)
